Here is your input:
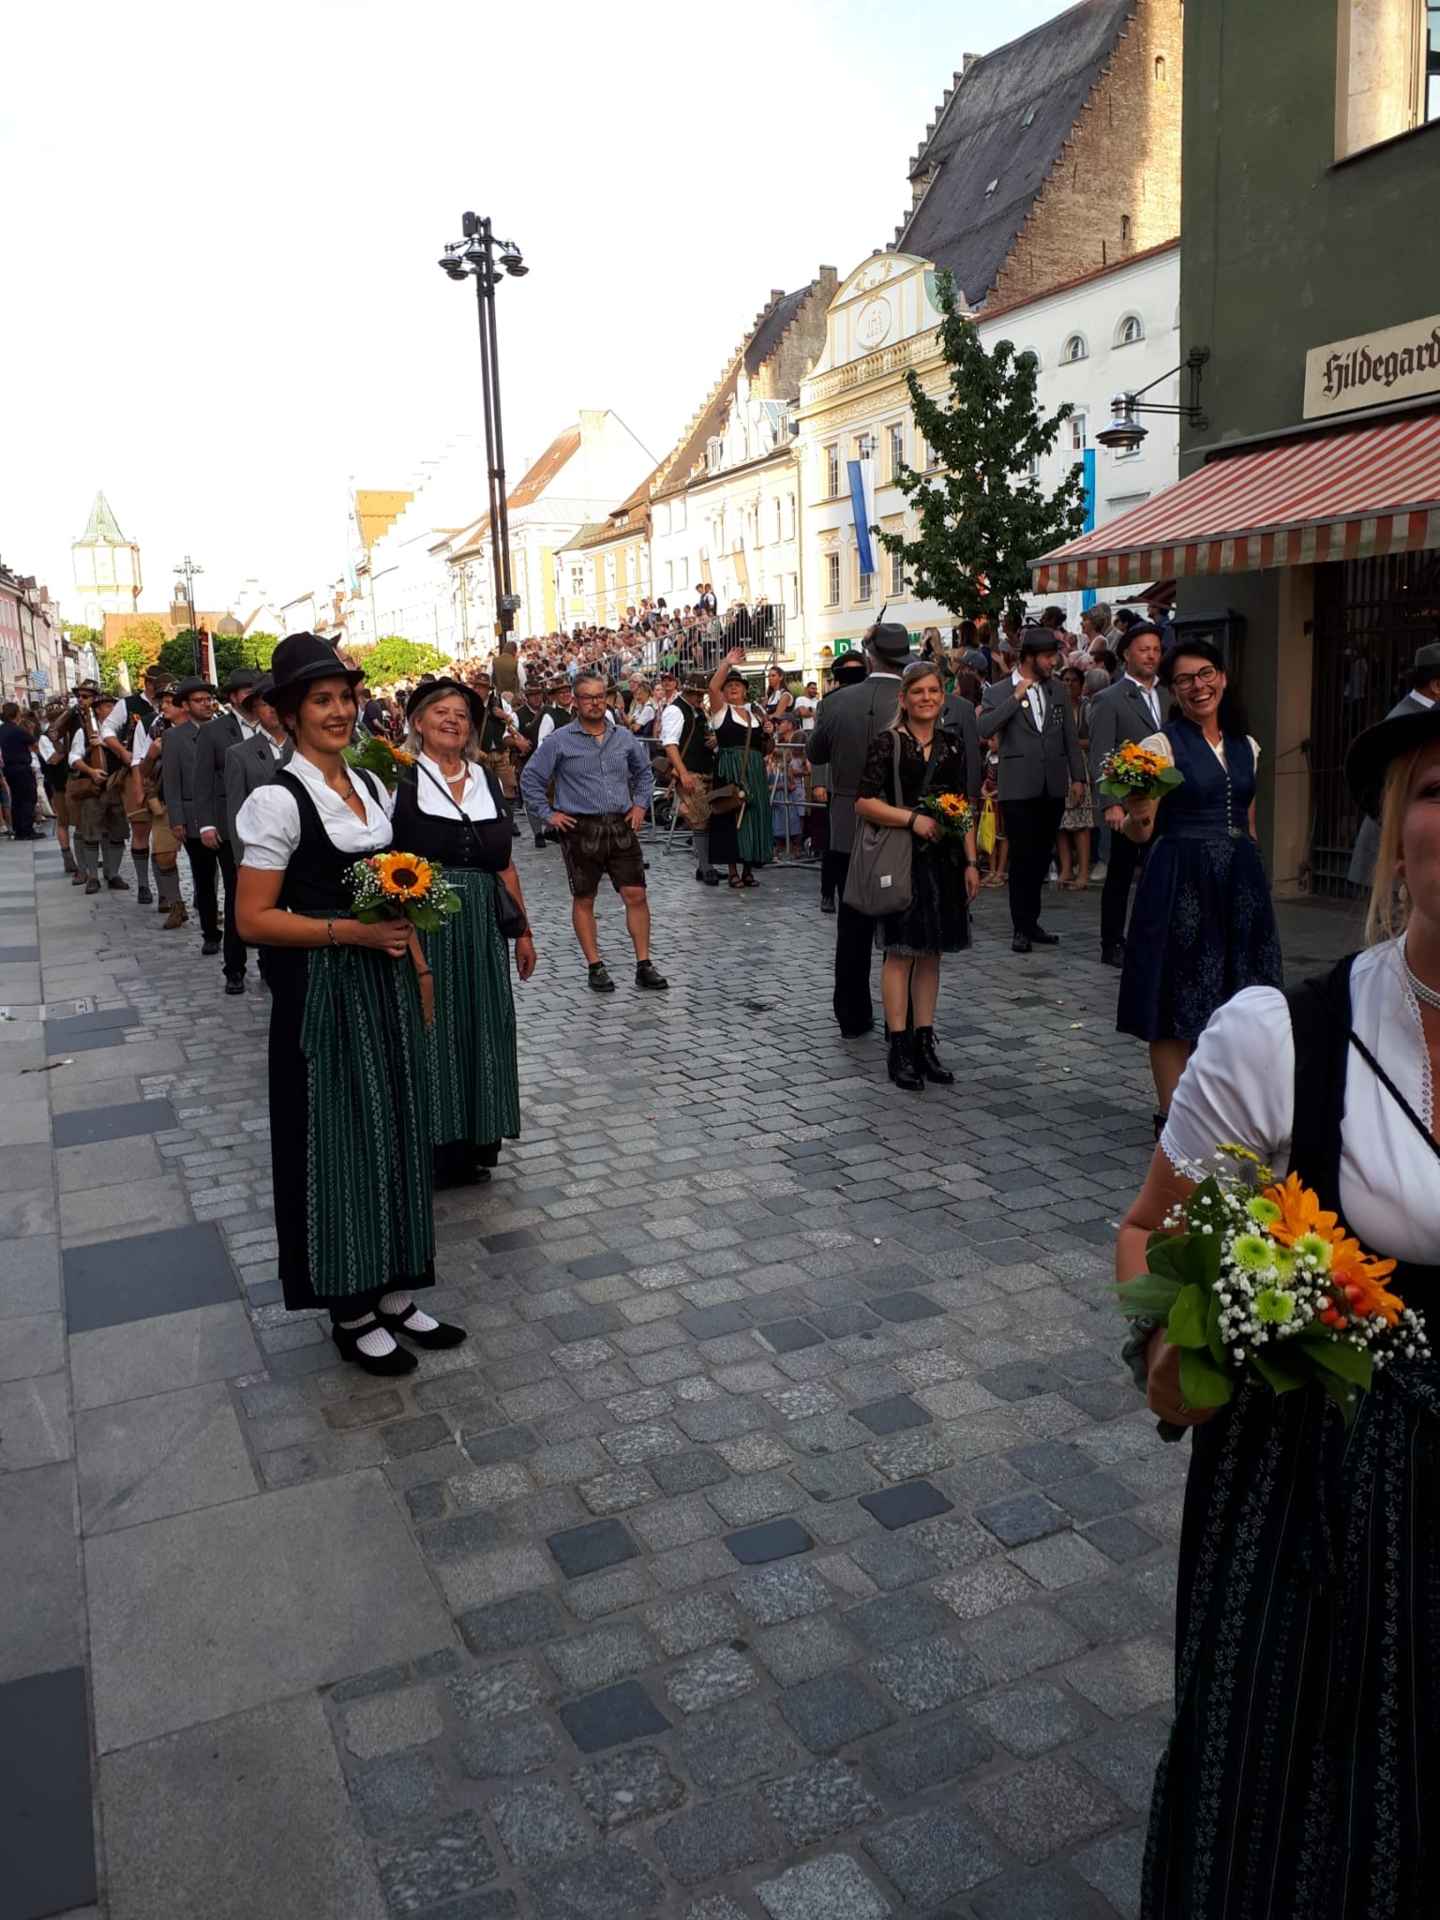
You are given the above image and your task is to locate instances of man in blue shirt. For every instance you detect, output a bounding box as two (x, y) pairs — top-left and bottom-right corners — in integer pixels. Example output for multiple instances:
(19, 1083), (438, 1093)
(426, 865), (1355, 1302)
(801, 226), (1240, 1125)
(520, 670), (668, 993)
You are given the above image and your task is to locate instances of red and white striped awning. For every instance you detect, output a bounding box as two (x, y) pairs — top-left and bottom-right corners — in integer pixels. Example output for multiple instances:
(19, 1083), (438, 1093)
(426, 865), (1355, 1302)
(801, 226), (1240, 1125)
(1032, 410), (1440, 593)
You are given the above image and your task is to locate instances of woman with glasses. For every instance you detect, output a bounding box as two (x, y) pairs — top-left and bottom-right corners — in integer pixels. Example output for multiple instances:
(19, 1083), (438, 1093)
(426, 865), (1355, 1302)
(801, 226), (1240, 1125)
(1115, 639), (1282, 1131)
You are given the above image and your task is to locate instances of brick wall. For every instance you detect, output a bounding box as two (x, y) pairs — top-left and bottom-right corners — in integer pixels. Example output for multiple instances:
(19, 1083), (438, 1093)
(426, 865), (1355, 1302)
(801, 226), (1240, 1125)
(992, 0), (1181, 308)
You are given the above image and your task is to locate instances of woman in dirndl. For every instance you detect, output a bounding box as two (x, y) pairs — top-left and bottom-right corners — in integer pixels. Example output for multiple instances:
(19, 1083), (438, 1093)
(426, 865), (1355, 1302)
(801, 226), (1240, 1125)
(1117, 702), (1440, 1920)
(392, 679), (534, 1189)
(234, 633), (463, 1378)
(705, 647), (773, 886)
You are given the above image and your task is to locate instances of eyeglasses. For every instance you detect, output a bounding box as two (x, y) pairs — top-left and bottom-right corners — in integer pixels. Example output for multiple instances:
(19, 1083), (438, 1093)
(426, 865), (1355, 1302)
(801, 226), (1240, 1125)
(1171, 665), (1220, 694)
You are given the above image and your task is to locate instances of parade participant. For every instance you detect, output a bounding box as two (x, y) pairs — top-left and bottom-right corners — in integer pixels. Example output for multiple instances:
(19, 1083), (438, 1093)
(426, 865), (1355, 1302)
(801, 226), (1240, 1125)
(808, 649), (868, 918)
(36, 709), (77, 872)
(101, 661), (171, 900)
(855, 660), (979, 1089)
(659, 673), (721, 885)
(224, 675), (286, 862)
(1119, 701), (1440, 1920)
(162, 677), (223, 956)
(1116, 638), (1283, 1129)
(233, 633), (458, 1376)
(1088, 621), (1167, 966)
(809, 633), (907, 1021)
(395, 679), (533, 1186)
(520, 670), (668, 993)
(67, 691), (130, 892)
(193, 667), (262, 994)
(705, 650), (775, 887)
(133, 685), (188, 926)
(978, 625), (1086, 953)
(0, 703), (38, 840)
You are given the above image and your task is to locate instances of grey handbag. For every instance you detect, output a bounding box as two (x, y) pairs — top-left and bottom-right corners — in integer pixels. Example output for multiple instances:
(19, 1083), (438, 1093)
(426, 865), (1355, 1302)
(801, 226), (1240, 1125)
(842, 732), (937, 918)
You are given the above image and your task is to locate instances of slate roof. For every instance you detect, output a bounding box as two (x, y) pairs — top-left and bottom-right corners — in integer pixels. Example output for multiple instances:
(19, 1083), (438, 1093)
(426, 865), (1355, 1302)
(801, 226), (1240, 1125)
(77, 491), (129, 546)
(895, 0), (1136, 308)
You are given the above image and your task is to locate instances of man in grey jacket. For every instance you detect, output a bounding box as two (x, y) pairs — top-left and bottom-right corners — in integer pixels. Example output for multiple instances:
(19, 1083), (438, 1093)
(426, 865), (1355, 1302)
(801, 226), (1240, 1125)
(1087, 621), (1166, 965)
(1348, 638), (1440, 886)
(978, 626), (1085, 953)
(807, 622), (910, 1035)
(192, 668), (260, 992)
(161, 676), (222, 956)
(224, 675), (287, 855)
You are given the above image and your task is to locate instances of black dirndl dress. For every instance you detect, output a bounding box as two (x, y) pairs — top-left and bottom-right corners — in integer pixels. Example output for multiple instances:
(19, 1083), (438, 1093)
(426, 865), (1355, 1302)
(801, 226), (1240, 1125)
(1142, 956), (1440, 1919)
(261, 769), (435, 1314)
(391, 766), (521, 1181)
(857, 726), (972, 957)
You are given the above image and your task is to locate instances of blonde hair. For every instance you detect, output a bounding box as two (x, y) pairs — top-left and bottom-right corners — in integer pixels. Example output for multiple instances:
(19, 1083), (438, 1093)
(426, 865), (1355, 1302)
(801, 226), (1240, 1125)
(1364, 744), (1423, 945)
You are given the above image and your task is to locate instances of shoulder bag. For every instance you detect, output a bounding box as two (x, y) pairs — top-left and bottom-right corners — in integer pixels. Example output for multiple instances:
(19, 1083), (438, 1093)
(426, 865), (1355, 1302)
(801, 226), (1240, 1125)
(708, 709), (755, 816)
(843, 731), (942, 918)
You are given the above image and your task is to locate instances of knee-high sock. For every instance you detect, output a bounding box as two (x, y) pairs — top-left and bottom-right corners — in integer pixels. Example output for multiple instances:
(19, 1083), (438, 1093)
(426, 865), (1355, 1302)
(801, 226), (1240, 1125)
(75, 839), (97, 879)
(693, 829), (710, 870)
(101, 838), (124, 880)
(155, 861), (182, 906)
(132, 847), (151, 890)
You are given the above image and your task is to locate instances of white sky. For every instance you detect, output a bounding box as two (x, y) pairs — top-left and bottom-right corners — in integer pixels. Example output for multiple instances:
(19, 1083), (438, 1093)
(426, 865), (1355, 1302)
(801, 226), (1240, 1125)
(3, 0), (1074, 624)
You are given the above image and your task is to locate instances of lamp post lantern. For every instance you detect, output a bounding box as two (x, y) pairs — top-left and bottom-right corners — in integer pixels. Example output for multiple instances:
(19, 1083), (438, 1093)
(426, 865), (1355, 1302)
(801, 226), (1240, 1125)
(174, 555), (204, 675)
(438, 213), (528, 638)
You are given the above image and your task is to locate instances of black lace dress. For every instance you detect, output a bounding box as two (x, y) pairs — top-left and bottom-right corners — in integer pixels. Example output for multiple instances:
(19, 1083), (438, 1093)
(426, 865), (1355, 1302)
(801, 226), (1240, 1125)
(856, 726), (971, 957)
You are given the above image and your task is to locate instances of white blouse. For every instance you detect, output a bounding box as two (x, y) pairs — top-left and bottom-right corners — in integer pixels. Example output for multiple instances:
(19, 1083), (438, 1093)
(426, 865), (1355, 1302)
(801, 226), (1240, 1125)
(1163, 938), (1440, 1266)
(235, 751), (393, 870)
(414, 754), (498, 822)
(1140, 729), (1261, 770)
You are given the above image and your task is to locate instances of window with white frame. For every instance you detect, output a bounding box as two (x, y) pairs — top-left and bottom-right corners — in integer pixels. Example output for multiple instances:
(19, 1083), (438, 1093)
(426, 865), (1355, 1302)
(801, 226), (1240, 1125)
(1116, 314), (1144, 346)
(662, 560), (673, 591)
(773, 496), (782, 545)
(785, 573), (799, 618)
(855, 554), (874, 604)
(570, 566), (584, 595)
(888, 422), (906, 479)
(824, 553), (841, 606)
(1063, 333), (1087, 363)
(1339, 1), (1440, 153)
(783, 492), (796, 539)
(1070, 414), (1087, 451)
(889, 549), (906, 598)
(673, 496), (687, 532)
(677, 557), (690, 589)
(824, 444), (841, 496)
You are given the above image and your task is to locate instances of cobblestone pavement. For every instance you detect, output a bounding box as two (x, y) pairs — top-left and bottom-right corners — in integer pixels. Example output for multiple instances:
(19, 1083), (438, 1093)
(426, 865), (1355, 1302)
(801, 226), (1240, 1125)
(0, 828), (1360, 1920)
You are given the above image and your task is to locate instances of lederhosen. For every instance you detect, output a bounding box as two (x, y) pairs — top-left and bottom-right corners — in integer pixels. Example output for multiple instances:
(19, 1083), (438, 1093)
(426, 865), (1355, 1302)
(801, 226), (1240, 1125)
(1145, 954), (1440, 1920)
(262, 768), (435, 1314)
(669, 696), (716, 828)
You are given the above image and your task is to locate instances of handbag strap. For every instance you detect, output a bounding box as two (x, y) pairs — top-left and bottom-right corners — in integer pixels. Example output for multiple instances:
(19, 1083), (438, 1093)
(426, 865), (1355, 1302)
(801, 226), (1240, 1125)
(892, 727), (945, 813)
(1346, 1028), (1440, 1167)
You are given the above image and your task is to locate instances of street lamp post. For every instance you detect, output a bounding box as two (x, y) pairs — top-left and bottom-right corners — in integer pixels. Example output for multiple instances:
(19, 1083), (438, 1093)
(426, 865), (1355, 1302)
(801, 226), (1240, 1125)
(174, 556), (204, 675)
(437, 214), (528, 641)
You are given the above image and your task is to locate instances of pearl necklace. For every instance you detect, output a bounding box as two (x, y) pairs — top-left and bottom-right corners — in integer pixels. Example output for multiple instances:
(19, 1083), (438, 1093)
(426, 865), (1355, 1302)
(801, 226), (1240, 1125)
(1402, 942), (1440, 1012)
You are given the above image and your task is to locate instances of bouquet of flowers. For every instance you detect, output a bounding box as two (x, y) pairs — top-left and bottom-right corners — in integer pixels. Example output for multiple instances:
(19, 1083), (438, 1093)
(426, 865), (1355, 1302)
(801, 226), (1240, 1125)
(1117, 1145), (1428, 1428)
(920, 792), (977, 849)
(345, 852), (461, 932)
(1096, 740), (1184, 803)
(344, 735), (415, 792)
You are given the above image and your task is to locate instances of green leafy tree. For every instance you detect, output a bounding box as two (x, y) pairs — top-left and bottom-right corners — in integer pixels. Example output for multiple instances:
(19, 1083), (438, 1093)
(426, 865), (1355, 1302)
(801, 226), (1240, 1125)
(875, 269), (1088, 623)
(351, 636), (449, 683)
(96, 637), (154, 694)
(158, 629), (281, 682)
(63, 622), (105, 653)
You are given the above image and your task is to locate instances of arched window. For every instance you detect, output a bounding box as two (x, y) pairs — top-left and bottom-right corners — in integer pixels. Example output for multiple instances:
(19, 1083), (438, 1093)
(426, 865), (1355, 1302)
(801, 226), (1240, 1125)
(1116, 313), (1144, 346)
(1062, 333), (1087, 363)
(1154, 54), (1167, 86)
(1120, 215), (1131, 245)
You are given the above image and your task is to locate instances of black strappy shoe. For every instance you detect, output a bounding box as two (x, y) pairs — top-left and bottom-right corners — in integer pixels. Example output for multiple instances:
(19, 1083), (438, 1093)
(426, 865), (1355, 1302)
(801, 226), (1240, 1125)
(374, 1302), (467, 1350)
(331, 1316), (418, 1376)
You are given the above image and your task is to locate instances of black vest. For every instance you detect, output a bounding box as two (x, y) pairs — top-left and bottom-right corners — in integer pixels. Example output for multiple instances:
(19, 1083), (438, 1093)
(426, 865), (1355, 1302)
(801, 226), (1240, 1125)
(273, 767), (384, 914)
(391, 766), (513, 873)
(543, 705), (571, 734)
(515, 704), (545, 749)
(670, 699), (716, 775)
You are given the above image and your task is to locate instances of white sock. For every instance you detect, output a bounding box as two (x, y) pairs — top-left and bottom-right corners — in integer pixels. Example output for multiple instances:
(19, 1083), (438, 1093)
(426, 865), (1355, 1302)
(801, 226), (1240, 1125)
(378, 1290), (439, 1332)
(337, 1313), (398, 1358)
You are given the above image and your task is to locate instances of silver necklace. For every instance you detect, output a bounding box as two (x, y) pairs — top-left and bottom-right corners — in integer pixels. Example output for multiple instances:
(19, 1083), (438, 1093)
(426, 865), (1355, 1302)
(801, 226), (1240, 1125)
(1402, 942), (1440, 1011)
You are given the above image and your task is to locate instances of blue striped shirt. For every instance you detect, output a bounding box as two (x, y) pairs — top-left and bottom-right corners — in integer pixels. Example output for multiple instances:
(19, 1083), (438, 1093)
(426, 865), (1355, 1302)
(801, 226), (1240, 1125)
(520, 718), (655, 823)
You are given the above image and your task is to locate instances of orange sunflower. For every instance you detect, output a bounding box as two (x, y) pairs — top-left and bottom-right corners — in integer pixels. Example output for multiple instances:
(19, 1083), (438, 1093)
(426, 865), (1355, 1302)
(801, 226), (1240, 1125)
(374, 851), (434, 900)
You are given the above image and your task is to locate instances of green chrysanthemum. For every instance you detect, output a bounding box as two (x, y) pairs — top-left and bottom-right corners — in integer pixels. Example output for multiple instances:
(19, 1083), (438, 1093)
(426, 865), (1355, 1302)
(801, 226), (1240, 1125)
(1255, 1287), (1297, 1325)
(1295, 1233), (1333, 1270)
(1246, 1197), (1282, 1228)
(1270, 1246), (1297, 1280)
(1230, 1234), (1276, 1274)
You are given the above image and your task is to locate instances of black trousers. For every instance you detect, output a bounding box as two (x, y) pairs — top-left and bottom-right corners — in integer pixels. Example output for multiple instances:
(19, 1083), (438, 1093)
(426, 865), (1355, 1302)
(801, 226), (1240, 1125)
(216, 838), (249, 977)
(1099, 826), (1143, 952)
(828, 850), (876, 1034)
(4, 765), (36, 838)
(183, 838), (221, 938)
(1004, 794), (1064, 936)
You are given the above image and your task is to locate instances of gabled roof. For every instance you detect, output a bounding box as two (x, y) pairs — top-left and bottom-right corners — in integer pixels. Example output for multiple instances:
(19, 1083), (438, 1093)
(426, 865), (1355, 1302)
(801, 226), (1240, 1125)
(450, 427), (583, 553)
(77, 491), (129, 546)
(895, 0), (1136, 308)
(353, 489), (415, 554)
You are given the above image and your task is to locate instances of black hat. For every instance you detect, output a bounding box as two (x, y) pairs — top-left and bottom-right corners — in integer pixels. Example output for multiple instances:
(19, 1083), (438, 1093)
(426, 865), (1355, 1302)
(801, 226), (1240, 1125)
(1116, 620), (1163, 656)
(250, 673), (276, 705)
(173, 676), (216, 698)
(1345, 705), (1440, 819)
(267, 633), (361, 709)
(1018, 626), (1061, 658)
(74, 679), (101, 695)
(224, 667), (259, 694)
(405, 676), (486, 731)
(866, 621), (913, 666)
(1411, 641), (1440, 680)
(831, 652), (868, 682)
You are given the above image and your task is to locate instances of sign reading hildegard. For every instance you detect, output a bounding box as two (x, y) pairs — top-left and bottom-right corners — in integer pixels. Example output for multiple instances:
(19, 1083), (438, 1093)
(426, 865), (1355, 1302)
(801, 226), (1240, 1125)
(1304, 313), (1440, 419)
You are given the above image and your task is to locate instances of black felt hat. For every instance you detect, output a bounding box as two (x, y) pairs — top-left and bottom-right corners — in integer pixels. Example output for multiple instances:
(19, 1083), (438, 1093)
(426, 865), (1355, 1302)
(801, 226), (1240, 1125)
(267, 633), (361, 710)
(866, 622), (913, 666)
(1345, 705), (1440, 819)
(405, 676), (487, 731)
(173, 676), (216, 698)
(830, 652), (868, 682)
(1018, 626), (1062, 658)
(223, 667), (259, 694)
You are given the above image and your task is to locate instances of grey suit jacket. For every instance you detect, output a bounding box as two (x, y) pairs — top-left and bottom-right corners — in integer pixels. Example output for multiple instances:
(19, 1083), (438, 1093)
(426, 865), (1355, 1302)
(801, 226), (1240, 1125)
(806, 674), (903, 853)
(190, 710), (246, 840)
(977, 676), (1085, 803)
(161, 720), (201, 834)
(1088, 676), (1168, 791)
(225, 732), (286, 858)
(1348, 689), (1432, 885)
(941, 694), (984, 804)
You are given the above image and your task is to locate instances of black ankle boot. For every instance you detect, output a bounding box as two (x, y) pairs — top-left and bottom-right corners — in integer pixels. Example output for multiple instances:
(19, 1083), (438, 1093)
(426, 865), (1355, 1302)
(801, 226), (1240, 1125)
(914, 1027), (954, 1085)
(886, 1030), (925, 1092)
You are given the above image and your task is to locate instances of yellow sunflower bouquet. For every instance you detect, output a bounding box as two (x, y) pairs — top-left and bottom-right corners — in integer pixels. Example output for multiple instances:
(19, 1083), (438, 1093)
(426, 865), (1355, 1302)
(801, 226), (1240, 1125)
(920, 791), (977, 850)
(1096, 740), (1184, 802)
(346, 851), (461, 932)
(1117, 1145), (1428, 1430)
(344, 735), (415, 793)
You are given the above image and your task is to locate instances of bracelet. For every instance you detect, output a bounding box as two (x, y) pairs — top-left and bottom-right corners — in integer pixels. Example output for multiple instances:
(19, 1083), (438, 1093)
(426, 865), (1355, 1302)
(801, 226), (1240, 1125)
(415, 968), (432, 978)
(965, 859), (980, 870)
(326, 917), (338, 946)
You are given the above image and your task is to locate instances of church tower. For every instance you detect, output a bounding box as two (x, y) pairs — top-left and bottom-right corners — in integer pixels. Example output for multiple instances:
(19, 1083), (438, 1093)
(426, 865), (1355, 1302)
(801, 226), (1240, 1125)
(72, 492), (142, 622)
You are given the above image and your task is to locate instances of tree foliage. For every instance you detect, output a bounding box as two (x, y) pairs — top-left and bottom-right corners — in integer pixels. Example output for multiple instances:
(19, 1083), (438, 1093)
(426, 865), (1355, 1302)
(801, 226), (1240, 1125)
(96, 637), (153, 694)
(157, 629), (280, 682)
(63, 623), (105, 652)
(350, 635), (450, 683)
(874, 269), (1088, 623)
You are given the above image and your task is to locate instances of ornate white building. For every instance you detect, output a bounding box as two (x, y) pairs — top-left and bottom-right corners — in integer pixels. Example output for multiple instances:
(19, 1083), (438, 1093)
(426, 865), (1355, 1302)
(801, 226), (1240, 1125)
(71, 492), (142, 624)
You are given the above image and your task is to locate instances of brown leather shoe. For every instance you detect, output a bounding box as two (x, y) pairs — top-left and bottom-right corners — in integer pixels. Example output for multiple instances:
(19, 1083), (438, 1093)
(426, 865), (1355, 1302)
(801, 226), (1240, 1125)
(163, 901), (188, 930)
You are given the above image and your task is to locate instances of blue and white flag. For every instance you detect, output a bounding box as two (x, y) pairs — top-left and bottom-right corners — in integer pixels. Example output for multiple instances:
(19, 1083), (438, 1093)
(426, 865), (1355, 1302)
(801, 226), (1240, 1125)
(847, 458), (876, 578)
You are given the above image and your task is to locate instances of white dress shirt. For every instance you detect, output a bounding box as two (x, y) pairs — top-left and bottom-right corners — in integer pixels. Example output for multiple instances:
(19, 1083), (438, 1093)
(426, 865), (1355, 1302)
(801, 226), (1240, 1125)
(1124, 673), (1163, 731)
(235, 750), (393, 869)
(1012, 666), (1045, 730)
(414, 753), (498, 821)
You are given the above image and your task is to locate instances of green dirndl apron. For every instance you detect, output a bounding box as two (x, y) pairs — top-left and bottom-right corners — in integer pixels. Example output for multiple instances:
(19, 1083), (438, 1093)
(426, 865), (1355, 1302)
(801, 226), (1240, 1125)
(420, 867), (520, 1154)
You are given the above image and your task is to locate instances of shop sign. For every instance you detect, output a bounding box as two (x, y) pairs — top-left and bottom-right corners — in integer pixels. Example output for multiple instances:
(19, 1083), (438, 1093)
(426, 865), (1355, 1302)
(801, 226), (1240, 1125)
(1305, 312), (1440, 419)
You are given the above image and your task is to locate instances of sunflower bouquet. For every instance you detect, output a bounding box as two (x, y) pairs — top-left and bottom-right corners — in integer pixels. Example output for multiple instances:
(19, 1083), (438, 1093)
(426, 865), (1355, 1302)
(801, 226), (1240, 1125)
(1096, 740), (1184, 802)
(346, 852), (461, 932)
(344, 735), (415, 793)
(920, 791), (977, 849)
(1117, 1145), (1429, 1427)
